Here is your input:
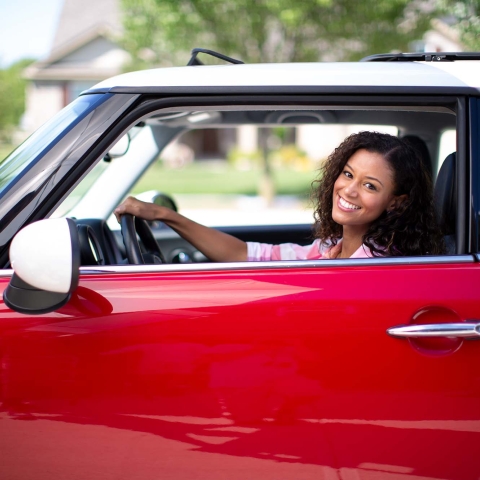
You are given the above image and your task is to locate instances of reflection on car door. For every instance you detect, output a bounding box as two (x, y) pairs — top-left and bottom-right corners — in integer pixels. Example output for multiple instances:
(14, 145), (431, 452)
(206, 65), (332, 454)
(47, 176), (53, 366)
(0, 259), (479, 479)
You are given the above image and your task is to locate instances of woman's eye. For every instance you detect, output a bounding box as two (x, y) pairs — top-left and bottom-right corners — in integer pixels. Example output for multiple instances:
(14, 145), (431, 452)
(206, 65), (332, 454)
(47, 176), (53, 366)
(365, 183), (377, 191)
(343, 171), (353, 178)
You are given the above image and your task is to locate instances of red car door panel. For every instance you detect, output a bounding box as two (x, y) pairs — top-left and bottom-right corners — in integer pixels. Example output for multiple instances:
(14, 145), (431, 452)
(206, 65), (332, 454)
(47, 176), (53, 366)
(0, 261), (479, 479)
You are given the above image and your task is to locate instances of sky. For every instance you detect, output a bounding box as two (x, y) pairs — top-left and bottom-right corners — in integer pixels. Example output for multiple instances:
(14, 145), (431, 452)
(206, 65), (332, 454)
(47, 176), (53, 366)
(0, 0), (64, 68)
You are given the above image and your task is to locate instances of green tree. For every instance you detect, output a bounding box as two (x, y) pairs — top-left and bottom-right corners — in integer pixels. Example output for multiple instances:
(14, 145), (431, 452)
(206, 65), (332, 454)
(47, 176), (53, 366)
(120, 0), (438, 68)
(441, 0), (480, 50)
(0, 59), (32, 142)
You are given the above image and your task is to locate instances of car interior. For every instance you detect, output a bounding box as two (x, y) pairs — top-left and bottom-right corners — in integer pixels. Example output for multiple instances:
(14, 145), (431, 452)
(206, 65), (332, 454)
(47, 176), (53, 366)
(57, 103), (458, 266)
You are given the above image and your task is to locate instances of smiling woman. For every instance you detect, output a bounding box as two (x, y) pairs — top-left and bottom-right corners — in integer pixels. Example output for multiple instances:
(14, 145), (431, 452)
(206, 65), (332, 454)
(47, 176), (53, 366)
(115, 131), (445, 261)
(314, 131), (446, 258)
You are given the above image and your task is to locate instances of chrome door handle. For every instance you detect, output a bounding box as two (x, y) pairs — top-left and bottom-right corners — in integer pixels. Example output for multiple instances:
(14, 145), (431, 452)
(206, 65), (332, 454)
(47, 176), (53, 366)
(387, 322), (480, 339)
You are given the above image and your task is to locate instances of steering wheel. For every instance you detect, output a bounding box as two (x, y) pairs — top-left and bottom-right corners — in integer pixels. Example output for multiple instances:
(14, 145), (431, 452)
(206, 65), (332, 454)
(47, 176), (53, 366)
(120, 214), (166, 264)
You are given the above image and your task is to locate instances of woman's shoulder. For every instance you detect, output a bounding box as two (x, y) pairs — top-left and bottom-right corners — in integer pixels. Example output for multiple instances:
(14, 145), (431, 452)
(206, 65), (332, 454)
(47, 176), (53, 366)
(247, 239), (326, 261)
(246, 238), (385, 261)
(325, 239), (383, 259)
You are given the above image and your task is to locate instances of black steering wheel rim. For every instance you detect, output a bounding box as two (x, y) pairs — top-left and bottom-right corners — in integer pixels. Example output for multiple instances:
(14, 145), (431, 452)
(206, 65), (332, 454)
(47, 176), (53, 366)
(120, 214), (166, 264)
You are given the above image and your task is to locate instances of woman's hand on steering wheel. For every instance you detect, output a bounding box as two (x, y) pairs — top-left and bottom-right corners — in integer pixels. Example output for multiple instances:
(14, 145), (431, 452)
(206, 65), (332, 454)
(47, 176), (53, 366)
(115, 197), (168, 264)
(119, 214), (166, 264)
(114, 196), (161, 222)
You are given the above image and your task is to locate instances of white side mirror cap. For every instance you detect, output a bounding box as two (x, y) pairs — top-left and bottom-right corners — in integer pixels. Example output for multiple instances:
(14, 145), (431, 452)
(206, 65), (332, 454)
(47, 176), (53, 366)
(9, 218), (79, 293)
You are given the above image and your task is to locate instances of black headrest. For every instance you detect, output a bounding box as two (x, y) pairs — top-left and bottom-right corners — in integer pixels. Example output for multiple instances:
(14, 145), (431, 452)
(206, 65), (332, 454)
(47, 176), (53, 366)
(402, 135), (432, 177)
(434, 152), (456, 235)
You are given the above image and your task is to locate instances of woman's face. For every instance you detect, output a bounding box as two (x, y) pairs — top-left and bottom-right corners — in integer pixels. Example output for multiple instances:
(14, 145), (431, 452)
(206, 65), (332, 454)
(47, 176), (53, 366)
(332, 149), (401, 235)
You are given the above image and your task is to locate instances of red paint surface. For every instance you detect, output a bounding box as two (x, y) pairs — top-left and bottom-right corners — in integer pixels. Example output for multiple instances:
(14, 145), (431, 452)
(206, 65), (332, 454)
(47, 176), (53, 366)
(1, 262), (479, 479)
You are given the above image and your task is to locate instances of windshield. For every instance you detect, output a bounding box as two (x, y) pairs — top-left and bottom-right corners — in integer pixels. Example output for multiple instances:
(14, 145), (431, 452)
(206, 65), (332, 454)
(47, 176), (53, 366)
(0, 94), (107, 200)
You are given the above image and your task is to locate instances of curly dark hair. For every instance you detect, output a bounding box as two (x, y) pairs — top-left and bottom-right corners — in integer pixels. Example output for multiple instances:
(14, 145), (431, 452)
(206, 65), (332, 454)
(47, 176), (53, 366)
(312, 131), (445, 256)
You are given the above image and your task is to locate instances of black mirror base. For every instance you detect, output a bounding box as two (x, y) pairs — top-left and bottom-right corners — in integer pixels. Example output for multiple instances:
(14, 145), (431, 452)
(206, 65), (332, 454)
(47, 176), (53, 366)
(3, 273), (71, 315)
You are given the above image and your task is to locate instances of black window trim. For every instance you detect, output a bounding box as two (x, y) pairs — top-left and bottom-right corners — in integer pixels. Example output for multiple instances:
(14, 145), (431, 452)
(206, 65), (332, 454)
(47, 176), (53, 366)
(457, 96), (468, 254)
(79, 92), (465, 257)
(0, 92), (468, 267)
(469, 98), (480, 254)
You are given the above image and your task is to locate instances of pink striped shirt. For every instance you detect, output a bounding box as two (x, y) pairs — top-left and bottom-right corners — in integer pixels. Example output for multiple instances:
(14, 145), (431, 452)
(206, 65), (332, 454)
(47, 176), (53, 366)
(247, 239), (374, 261)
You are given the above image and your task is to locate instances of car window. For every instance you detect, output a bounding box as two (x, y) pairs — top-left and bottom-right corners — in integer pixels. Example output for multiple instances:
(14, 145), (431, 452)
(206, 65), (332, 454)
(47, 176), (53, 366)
(54, 103), (459, 264)
(438, 129), (456, 173)
(53, 159), (111, 218)
(0, 94), (107, 201)
(131, 124), (398, 227)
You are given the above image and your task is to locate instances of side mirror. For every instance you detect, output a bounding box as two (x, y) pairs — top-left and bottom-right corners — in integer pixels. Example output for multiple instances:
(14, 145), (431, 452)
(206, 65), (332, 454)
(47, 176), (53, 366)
(134, 192), (178, 230)
(3, 218), (80, 314)
(136, 191), (178, 212)
(152, 193), (178, 212)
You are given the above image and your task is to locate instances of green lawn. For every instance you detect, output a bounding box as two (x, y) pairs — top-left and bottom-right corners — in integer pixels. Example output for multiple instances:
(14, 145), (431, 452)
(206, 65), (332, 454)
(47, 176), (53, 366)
(132, 161), (318, 197)
(0, 144), (319, 205)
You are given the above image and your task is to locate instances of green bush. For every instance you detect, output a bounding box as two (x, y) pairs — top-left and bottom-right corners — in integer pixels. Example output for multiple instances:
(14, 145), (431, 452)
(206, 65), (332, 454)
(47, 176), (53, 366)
(133, 161), (315, 196)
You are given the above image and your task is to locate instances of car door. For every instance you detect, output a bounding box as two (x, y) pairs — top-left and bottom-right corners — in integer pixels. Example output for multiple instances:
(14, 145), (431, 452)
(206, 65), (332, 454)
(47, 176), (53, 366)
(1, 255), (479, 480)
(0, 87), (478, 479)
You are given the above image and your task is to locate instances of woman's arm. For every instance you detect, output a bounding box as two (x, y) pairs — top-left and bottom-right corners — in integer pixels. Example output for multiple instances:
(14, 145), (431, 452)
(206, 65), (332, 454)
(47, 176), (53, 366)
(114, 196), (248, 262)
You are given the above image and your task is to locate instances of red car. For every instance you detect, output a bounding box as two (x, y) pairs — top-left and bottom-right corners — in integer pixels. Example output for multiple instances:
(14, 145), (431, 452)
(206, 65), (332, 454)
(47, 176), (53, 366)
(1, 51), (479, 479)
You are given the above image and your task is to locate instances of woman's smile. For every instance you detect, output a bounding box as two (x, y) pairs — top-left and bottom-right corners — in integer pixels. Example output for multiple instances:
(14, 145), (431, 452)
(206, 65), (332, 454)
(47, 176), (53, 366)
(337, 194), (361, 211)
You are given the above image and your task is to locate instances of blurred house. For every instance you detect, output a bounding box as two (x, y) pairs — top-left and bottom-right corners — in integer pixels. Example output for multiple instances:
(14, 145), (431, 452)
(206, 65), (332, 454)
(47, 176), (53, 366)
(22, 0), (129, 133)
(423, 18), (463, 53)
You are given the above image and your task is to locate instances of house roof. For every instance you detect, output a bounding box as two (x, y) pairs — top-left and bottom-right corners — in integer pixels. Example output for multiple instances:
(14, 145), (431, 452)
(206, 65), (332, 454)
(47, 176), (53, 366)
(24, 0), (126, 81)
(52, 0), (120, 53)
(24, 24), (128, 81)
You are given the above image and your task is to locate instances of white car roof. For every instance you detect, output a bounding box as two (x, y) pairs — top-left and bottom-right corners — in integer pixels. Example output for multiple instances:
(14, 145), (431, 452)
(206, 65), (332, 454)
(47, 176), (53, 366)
(90, 61), (480, 92)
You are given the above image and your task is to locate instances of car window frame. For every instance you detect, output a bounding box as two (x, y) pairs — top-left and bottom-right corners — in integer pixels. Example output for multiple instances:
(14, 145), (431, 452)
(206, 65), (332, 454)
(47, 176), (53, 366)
(456, 96), (468, 254)
(0, 92), (470, 268)
(0, 253), (473, 281)
(469, 97), (480, 255)
(77, 93), (467, 269)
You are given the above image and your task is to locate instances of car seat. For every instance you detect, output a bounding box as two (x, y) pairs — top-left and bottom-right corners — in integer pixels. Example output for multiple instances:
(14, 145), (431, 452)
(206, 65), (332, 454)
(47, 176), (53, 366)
(402, 135), (433, 178)
(434, 152), (456, 254)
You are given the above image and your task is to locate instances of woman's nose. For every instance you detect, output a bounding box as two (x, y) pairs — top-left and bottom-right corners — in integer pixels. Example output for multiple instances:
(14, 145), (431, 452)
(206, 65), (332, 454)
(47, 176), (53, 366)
(344, 181), (358, 197)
